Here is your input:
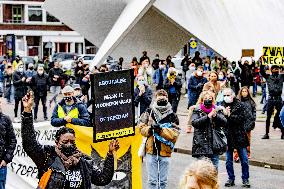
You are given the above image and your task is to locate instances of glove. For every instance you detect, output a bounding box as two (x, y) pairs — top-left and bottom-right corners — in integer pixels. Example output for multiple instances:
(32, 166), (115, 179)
(151, 124), (161, 133)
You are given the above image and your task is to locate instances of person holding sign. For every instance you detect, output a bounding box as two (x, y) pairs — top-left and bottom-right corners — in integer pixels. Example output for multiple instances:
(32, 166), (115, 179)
(138, 89), (180, 189)
(21, 91), (119, 189)
(260, 64), (284, 139)
(51, 85), (90, 127)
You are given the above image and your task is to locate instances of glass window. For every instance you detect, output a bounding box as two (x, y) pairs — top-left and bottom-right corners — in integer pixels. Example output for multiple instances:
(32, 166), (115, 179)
(28, 6), (42, 22)
(46, 12), (60, 22)
(12, 5), (23, 23)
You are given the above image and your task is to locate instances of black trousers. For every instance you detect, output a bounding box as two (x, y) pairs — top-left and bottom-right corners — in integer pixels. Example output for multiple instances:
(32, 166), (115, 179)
(168, 93), (180, 113)
(14, 98), (23, 118)
(34, 95), (47, 119)
(266, 97), (284, 134)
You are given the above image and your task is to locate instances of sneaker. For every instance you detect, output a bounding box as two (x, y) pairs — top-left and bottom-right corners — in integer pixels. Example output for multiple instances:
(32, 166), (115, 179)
(44, 117), (48, 121)
(262, 134), (269, 139)
(14, 117), (20, 123)
(242, 180), (251, 188)
(225, 180), (235, 187)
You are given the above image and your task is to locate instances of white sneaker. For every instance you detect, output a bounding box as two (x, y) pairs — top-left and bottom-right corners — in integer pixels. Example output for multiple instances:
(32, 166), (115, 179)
(14, 117), (20, 123)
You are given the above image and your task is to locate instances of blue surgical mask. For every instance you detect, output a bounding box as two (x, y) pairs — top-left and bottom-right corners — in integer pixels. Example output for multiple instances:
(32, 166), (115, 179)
(138, 80), (145, 86)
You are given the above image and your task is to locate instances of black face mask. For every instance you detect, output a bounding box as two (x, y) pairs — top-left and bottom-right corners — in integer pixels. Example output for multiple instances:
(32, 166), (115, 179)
(157, 99), (168, 106)
(64, 96), (73, 102)
(204, 99), (213, 108)
(272, 71), (279, 76)
(60, 144), (77, 157)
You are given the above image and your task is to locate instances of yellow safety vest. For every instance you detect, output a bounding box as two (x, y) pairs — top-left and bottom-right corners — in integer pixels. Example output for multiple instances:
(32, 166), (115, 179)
(57, 105), (80, 130)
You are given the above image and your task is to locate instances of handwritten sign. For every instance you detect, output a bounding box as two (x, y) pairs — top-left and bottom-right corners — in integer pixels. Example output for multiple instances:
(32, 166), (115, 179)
(91, 70), (135, 142)
(242, 49), (254, 57)
(263, 46), (284, 65)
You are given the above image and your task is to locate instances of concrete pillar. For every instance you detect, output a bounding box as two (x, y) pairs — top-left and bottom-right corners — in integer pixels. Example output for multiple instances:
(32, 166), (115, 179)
(70, 42), (75, 53)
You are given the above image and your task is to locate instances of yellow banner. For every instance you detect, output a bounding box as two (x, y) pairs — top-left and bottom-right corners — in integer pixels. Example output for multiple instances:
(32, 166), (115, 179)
(66, 123), (142, 189)
(263, 46), (284, 65)
(96, 127), (135, 140)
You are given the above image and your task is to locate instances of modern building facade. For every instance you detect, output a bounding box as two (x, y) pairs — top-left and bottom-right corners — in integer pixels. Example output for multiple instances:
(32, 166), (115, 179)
(0, 0), (97, 59)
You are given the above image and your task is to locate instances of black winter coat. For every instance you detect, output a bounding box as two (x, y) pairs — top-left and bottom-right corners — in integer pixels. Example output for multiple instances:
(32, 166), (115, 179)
(48, 68), (63, 86)
(134, 85), (153, 116)
(0, 113), (16, 164)
(13, 71), (28, 99)
(222, 99), (249, 150)
(21, 112), (114, 189)
(31, 73), (49, 97)
(238, 61), (255, 87)
(191, 106), (227, 157)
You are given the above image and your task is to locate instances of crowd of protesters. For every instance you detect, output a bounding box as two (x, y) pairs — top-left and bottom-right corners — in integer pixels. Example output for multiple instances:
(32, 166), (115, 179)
(0, 49), (283, 189)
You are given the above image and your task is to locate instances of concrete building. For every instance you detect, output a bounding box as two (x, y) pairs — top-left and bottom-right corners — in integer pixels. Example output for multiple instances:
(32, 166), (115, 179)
(0, 0), (97, 59)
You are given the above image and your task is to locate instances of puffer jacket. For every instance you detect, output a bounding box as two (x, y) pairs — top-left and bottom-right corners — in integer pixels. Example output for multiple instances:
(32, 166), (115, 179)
(191, 106), (227, 157)
(31, 73), (49, 97)
(138, 108), (180, 157)
(51, 97), (90, 127)
(222, 98), (249, 150)
(21, 112), (114, 189)
(0, 113), (16, 163)
(188, 75), (208, 106)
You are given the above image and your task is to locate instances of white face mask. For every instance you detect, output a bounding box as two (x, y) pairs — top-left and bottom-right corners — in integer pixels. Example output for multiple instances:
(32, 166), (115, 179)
(159, 65), (165, 69)
(18, 68), (24, 72)
(190, 67), (195, 71)
(205, 63), (210, 67)
(38, 71), (44, 75)
(197, 70), (203, 76)
(224, 96), (233, 103)
(144, 64), (149, 68)
(137, 80), (145, 86)
(218, 75), (224, 80)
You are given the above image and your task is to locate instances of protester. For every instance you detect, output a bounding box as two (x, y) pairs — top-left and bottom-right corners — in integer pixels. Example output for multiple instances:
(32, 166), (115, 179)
(191, 91), (227, 169)
(236, 86), (256, 160)
(138, 89), (180, 189)
(203, 71), (223, 96)
(188, 66), (208, 109)
(222, 88), (250, 188)
(192, 51), (203, 67)
(0, 59), (5, 97)
(13, 63), (27, 123)
(118, 57), (124, 70)
(204, 56), (211, 71)
(51, 86), (90, 127)
(131, 57), (139, 77)
(152, 54), (160, 70)
(48, 61), (63, 107)
(21, 91), (119, 189)
(74, 59), (85, 84)
(166, 55), (173, 67)
(25, 63), (36, 89)
(260, 64), (284, 139)
(140, 50), (150, 64)
(229, 61), (241, 94)
(152, 61), (167, 90)
(181, 54), (190, 80)
(31, 66), (49, 121)
(73, 84), (86, 103)
(4, 63), (14, 104)
(211, 56), (220, 71)
(179, 159), (220, 189)
(12, 56), (21, 70)
(238, 57), (255, 87)
(134, 75), (153, 117)
(164, 68), (182, 113)
(138, 56), (153, 85)
(0, 97), (16, 189)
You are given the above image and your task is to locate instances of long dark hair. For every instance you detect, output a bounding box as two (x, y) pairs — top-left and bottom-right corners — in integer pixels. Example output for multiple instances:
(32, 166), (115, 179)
(237, 86), (256, 107)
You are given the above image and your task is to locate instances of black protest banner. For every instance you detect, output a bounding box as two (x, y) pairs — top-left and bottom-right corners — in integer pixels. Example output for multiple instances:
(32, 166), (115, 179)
(91, 69), (135, 142)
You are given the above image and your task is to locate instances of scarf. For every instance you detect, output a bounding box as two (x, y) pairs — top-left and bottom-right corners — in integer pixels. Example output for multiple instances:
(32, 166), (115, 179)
(200, 104), (215, 114)
(55, 147), (82, 169)
(152, 102), (173, 123)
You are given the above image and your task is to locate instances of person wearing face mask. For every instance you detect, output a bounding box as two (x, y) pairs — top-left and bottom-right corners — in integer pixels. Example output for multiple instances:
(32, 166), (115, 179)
(188, 66), (208, 109)
(260, 64), (284, 139)
(138, 89), (180, 189)
(138, 57), (153, 85)
(164, 68), (182, 113)
(48, 61), (63, 107)
(221, 88), (251, 188)
(192, 51), (203, 68)
(51, 86), (90, 128)
(25, 63), (36, 89)
(229, 61), (241, 94)
(21, 91), (119, 189)
(152, 54), (160, 70)
(134, 75), (153, 117)
(74, 60), (85, 84)
(152, 61), (167, 90)
(31, 66), (49, 121)
(4, 63), (14, 104)
(191, 91), (227, 170)
(12, 56), (21, 70)
(181, 54), (190, 81)
(238, 57), (255, 88)
(203, 71), (224, 97)
(0, 58), (5, 98)
(13, 63), (28, 123)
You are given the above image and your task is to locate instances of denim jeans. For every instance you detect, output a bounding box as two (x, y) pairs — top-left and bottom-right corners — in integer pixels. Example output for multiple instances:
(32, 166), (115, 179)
(146, 154), (170, 189)
(261, 83), (267, 103)
(5, 85), (14, 103)
(0, 82), (3, 97)
(50, 86), (61, 104)
(253, 81), (257, 96)
(226, 148), (249, 181)
(0, 167), (7, 189)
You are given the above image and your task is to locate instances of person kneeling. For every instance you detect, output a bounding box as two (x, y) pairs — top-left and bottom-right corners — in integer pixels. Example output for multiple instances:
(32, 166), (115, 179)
(21, 91), (119, 189)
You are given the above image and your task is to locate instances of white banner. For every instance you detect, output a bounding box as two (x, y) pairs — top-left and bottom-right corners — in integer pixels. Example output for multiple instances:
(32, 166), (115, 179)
(6, 122), (59, 189)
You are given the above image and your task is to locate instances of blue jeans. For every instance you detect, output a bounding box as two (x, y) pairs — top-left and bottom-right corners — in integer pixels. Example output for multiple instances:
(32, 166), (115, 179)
(253, 81), (257, 96)
(146, 154), (170, 189)
(0, 167), (7, 189)
(261, 83), (267, 103)
(226, 148), (249, 181)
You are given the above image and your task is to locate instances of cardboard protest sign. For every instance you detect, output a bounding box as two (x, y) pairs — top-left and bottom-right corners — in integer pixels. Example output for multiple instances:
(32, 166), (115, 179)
(263, 46), (284, 65)
(242, 49), (254, 57)
(91, 69), (135, 142)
